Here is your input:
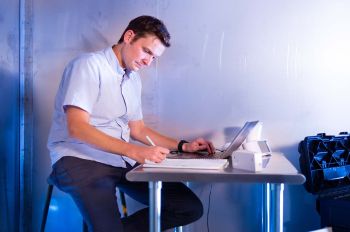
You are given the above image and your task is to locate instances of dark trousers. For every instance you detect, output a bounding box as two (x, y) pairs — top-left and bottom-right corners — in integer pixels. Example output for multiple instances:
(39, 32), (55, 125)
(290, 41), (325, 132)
(49, 156), (203, 232)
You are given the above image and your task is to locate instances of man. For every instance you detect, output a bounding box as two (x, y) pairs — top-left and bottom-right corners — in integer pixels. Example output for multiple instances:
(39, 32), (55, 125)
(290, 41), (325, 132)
(47, 15), (215, 232)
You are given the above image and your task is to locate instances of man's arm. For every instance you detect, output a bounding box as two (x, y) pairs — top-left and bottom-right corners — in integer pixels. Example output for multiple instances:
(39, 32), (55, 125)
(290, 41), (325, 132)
(129, 120), (215, 153)
(129, 120), (178, 149)
(65, 106), (169, 163)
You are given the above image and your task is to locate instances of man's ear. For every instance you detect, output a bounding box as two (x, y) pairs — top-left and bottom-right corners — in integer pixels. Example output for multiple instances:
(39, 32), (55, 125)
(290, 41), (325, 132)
(124, 30), (135, 43)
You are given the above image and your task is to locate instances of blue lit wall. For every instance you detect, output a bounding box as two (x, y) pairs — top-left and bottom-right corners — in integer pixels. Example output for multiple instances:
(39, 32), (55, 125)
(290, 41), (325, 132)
(3, 0), (350, 231)
(0, 69), (20, 232)
(0, 0), (20, 231)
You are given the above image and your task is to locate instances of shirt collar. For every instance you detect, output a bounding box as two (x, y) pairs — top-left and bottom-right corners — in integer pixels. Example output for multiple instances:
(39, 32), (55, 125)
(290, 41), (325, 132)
(104, 46), (133, 79)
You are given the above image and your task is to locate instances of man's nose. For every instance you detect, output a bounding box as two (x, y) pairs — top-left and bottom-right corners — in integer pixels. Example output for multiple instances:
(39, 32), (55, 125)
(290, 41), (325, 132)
(142, 56), (153, 66)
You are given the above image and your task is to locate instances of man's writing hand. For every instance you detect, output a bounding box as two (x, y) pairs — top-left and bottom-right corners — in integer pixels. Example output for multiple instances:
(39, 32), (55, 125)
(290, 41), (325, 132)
(126, 145), (169, 164)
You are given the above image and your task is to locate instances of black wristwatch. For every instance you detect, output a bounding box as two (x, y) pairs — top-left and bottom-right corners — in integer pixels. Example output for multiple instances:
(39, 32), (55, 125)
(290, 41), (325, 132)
(177, 140), (189, 153)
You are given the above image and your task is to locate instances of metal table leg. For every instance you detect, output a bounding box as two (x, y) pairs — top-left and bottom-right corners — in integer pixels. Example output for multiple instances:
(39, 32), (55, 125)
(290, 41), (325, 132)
(270, 183), (284, 232)
(263, 183), (271, 232)
(174, 227), (183, 232)
(149, 181), (162, 232)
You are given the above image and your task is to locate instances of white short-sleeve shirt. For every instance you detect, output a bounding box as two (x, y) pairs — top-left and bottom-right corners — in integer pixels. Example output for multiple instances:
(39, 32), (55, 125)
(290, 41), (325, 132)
(47, 47), (142, 167)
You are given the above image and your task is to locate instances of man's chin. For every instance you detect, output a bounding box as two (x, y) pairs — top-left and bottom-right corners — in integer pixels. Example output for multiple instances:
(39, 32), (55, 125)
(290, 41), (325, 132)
(129, 64), (140, 72)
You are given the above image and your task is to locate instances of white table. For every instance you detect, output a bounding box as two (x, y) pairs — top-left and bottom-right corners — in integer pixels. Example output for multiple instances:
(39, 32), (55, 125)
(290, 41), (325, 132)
(126, 152), (305, 232)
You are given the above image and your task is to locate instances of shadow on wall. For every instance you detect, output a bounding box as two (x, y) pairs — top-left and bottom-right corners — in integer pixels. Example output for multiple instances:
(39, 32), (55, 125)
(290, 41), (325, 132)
(0, 67), (20, 232)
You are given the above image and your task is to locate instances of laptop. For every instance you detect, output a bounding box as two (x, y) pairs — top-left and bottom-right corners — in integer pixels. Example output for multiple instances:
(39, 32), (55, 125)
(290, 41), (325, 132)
(167, 120), (259, 160)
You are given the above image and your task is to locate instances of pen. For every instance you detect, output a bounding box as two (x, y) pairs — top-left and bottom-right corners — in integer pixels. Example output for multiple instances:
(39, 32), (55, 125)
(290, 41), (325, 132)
(145, 136), (157, 164)
(146, 135), (156, 146)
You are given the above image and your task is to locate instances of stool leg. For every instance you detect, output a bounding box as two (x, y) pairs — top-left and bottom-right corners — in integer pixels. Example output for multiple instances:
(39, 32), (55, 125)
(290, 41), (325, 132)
(40, 184), (54, 232)
(119, 190), (128, 218)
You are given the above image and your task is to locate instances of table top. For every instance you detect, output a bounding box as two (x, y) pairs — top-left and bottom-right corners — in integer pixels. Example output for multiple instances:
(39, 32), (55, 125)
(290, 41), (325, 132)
(126, 152), (306, 184)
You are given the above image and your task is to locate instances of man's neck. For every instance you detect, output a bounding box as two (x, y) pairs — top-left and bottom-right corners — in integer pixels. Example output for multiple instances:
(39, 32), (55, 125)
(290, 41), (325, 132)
(112, 44), (125, 69)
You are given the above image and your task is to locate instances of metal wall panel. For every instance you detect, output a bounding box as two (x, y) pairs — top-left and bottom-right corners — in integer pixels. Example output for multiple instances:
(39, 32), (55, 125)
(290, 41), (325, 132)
(31, 0), (350, 231)
(157, 1), (350, 231)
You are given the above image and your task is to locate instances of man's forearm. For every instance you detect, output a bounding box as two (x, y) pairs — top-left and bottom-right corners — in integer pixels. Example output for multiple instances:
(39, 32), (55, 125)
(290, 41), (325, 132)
(132, 125), (178, 150)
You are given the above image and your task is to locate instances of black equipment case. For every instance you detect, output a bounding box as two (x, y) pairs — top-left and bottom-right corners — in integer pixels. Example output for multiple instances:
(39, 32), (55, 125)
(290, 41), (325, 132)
(298, 132), (350, 231)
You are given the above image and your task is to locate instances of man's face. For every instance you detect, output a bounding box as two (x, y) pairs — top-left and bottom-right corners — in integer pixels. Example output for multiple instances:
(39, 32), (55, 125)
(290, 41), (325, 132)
(121, 30), (166, 71)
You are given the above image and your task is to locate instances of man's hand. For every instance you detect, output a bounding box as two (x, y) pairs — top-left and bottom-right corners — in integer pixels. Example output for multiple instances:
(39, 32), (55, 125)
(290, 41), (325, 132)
(126, 145), (170, 164)
(183, 138), (215, 154)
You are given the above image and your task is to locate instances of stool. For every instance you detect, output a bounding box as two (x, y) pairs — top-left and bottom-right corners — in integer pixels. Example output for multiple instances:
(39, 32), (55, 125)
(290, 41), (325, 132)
(40, 184), (128, 232)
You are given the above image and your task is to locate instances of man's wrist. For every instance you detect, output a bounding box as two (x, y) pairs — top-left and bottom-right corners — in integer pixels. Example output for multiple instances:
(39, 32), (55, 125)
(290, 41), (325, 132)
(177, 140), (189, 152)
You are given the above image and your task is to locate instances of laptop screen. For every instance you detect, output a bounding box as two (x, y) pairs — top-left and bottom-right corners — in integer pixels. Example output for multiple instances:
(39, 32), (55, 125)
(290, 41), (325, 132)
(224, 121), (259, 155)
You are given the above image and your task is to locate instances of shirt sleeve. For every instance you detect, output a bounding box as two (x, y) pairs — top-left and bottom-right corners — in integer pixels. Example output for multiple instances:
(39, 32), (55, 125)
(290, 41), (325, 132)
(62, 55), (100, 113)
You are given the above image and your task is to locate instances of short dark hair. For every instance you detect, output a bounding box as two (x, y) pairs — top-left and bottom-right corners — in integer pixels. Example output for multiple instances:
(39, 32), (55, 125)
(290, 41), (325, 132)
(118, 15), (171, 47)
